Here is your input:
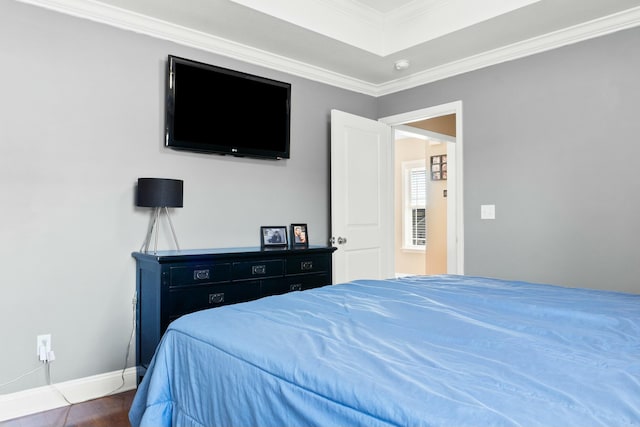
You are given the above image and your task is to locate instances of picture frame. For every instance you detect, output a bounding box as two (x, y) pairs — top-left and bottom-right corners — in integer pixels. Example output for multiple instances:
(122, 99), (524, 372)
(260, 226), (288, 248)
(290, 224), (309, 248)
(430, 155), (448, 181)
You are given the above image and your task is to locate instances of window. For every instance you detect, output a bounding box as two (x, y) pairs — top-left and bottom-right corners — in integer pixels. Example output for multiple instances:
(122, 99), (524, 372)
(402, 160), (427, 250)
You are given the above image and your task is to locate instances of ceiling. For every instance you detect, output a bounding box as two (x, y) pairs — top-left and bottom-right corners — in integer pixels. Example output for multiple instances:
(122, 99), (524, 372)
(18, 0), (640, 95)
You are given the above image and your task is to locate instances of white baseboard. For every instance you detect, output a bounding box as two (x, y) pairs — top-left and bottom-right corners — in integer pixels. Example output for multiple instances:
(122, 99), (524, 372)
(0, 367), (137, 422)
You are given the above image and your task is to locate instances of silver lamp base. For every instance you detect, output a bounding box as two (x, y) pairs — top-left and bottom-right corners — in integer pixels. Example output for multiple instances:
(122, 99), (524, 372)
(140, 207), (181, 254)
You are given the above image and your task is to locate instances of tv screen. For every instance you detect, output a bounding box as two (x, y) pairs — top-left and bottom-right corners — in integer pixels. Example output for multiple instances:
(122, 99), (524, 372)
(166, 55), (291, 159)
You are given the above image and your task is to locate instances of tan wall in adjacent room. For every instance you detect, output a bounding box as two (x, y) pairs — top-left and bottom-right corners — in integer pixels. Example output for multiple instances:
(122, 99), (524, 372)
(425, 143), (448, 275)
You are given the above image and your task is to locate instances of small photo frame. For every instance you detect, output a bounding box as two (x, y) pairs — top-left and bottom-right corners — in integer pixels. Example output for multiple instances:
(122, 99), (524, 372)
(261, 226), (288, 248)
(291, 224), (309, 247)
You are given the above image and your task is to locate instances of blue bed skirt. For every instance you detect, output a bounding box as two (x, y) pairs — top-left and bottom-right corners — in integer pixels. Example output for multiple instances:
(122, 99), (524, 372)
(130, 275), (640, 426)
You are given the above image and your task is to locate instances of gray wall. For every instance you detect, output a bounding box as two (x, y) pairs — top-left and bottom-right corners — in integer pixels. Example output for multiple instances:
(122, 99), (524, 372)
(0, 1), (375, 393)
(379, 26), (640, 294)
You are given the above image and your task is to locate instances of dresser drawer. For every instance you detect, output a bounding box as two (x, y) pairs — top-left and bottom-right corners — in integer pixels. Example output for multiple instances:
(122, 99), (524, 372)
(286, 273), (331, 291)
(170, 263), (232, 286)
(168, 281), (260, 315)
(259, 278), (289, 296)
(233, 259), (284, 280)
(286, 254), (330, 275)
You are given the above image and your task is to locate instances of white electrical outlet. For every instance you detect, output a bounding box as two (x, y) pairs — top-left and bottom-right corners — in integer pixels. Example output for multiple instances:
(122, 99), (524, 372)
(36, 334), (52, 361)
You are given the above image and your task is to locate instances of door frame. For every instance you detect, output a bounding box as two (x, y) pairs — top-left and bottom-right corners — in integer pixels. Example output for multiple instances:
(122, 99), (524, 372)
(379, 101), (464, 275)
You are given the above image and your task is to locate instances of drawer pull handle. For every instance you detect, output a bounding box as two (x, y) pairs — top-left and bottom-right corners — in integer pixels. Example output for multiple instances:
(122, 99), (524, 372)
(194, 269), (210, 280)
(290, 284), (302, 291)
(209, 293), (224, 304)
(301, 261), (313, 271)
(252, 265), (266, 275)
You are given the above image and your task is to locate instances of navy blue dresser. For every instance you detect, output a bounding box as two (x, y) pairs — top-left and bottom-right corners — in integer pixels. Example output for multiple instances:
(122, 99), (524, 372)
(132, 246), (336, 378)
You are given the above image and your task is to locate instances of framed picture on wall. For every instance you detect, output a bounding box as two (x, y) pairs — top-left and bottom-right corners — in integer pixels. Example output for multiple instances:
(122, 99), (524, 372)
(431, 155), (447, 181)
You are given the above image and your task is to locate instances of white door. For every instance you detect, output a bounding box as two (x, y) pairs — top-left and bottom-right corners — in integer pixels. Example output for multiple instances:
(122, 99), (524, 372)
(330, 110), (393, 284)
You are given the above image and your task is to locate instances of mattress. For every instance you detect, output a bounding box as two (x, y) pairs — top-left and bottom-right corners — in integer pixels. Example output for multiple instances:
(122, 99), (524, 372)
(129, 275), (640, 427)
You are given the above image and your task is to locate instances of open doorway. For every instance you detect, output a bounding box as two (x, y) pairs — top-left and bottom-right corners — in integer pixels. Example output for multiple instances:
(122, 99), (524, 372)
(380, 101), (463, 276)
(394, 116), (455, 276)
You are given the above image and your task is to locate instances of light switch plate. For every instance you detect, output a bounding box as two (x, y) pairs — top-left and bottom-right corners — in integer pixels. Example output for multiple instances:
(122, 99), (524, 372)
(481, 204), (496, 219)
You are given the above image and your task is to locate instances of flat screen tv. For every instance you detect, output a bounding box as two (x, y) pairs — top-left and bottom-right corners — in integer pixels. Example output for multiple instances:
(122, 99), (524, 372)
(166, 55), (291, 159)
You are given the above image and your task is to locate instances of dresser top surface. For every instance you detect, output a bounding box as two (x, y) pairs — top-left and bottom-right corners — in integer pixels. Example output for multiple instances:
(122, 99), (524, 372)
(132, 246), (336, 262)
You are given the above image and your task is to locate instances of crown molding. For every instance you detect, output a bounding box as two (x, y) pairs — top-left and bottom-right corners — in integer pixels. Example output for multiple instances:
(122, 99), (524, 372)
(16, 0), (376, 94)
(374, 5), (640, 96)
(15, 0), (640, 97)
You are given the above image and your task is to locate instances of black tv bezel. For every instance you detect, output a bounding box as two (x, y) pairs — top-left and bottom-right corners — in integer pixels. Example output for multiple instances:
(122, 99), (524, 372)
(165, 55), (291, 160)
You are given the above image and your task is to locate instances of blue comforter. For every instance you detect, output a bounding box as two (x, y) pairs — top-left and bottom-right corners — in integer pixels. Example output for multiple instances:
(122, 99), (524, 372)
(129, 275), (640, 426)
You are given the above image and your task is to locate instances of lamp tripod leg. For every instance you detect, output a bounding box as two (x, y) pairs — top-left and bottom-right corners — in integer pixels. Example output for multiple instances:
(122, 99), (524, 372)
(153, 207), (160, 254)
(164, 206), (181, 252)
(140, 208), (160, 253)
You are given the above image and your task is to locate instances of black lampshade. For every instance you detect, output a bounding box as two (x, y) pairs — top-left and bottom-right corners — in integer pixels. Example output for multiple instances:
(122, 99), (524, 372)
(136, 178), (183, 208)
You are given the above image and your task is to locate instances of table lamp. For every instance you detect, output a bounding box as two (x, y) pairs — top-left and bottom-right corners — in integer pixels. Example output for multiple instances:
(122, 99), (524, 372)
(137, 178), (183, 254)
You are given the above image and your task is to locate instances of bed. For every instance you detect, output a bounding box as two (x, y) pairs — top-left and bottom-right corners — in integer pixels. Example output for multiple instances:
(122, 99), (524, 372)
(129, 275), (640, 427)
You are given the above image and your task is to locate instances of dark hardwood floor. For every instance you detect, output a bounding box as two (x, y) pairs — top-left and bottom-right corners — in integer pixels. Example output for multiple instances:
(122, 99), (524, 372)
(0, 390), (135, 427)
